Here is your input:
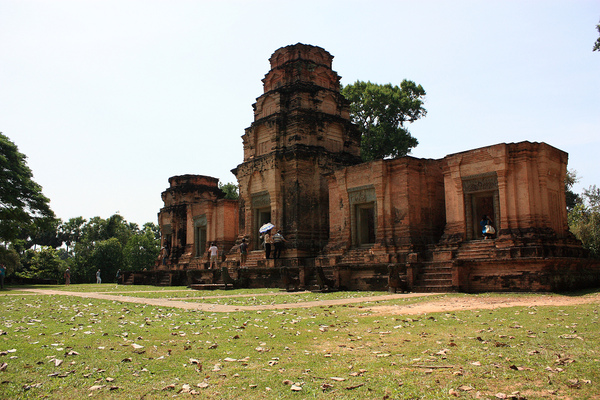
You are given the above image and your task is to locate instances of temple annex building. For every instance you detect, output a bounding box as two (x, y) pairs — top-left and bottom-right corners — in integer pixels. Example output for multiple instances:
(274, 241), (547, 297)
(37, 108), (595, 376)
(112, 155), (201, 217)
(141, 43), (599, 292)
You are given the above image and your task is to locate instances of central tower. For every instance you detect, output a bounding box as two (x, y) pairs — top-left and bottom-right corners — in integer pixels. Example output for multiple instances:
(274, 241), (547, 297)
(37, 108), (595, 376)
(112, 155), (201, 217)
(232, 43), (361, 259)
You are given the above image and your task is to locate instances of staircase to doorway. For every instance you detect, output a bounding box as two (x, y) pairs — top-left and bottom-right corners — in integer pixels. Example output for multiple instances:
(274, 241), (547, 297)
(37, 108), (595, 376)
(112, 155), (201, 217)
(243, 250), (265, 268)
(412, 262), (454, 292)
(456, 240), (496, 260)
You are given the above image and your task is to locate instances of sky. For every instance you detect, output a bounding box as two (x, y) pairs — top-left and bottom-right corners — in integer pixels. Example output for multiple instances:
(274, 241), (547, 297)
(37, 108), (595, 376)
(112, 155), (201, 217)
(1, 0), (599, 227)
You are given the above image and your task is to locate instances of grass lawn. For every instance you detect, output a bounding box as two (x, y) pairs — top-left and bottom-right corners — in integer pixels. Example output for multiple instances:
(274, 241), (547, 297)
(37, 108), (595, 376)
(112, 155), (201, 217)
(0, 285), (599, 399)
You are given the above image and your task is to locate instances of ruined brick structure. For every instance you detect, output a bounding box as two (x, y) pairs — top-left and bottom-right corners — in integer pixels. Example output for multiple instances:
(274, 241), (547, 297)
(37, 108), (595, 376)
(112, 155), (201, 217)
(152, 43), (599, 292)
(157, 175), (238, 271)
(232, 44), (361, 259)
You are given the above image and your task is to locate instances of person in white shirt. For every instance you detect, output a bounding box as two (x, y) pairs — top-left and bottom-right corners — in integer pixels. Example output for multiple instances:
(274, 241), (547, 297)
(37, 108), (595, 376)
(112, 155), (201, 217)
(208, 243), (219, 269)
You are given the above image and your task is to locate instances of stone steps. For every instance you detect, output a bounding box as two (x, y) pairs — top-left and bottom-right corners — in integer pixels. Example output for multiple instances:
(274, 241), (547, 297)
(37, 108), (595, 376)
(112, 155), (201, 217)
(157, 273), (172, 286)
(456, 240), (496, 260)
(189, 283), (229, 291)
(244, 251), (264, 268)
(414, 263), (453, 292)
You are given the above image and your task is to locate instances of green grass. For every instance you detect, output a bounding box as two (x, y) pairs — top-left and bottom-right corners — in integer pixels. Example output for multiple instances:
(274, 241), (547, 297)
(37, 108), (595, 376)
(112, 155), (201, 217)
(0, 286), (599, 399)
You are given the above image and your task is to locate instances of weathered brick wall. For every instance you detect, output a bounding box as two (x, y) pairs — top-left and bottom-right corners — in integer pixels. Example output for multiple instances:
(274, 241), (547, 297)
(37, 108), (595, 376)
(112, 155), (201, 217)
(441, 142), (570, 243)
(233, 43), (361, 258)
(327, 157), (445, 254)
(157, 175), (238, 269)
(457, 259), (600, 292)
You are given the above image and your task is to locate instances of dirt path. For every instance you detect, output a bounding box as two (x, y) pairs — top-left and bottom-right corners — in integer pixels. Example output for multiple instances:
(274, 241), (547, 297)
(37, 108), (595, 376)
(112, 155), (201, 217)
(10, 288), (600, 314)
(368, 292), (600, 315)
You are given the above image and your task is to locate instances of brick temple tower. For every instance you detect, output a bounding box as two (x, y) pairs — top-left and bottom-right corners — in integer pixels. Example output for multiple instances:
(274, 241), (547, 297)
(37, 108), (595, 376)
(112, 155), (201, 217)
(232, 43), (362, 259)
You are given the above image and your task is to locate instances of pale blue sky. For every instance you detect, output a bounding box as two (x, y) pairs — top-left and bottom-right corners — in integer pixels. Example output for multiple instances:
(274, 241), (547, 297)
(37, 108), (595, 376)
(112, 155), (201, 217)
(1, 0), (599, 226)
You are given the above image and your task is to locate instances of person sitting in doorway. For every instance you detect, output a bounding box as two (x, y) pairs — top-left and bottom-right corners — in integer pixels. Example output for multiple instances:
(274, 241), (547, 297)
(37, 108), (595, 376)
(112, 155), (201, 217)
(480, 215), (495, 240)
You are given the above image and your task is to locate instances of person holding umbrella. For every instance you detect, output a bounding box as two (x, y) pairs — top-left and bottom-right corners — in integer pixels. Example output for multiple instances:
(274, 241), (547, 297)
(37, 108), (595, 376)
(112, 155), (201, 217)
(259, 223), (275, 259)
(264, 230), (274, 259)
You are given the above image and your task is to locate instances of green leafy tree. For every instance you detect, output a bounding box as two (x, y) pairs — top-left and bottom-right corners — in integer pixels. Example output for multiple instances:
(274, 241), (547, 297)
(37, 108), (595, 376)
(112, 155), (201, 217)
(342, 80), (427, 161)
(18, 246), (64, 281)
(143, 222), (161, 241)
(29, 217), (64, 249)
(219, 182), (239, 199)
(0, 133), (55, 243)
(565, 169), (582, 211)
(569, 185), (600, 258)
(0, 246), (20, 278)
(124, 226), (160, 271)
(91, 238), (123, 283)
(104, 214), (134, 245)
(59, 217), (86, 254)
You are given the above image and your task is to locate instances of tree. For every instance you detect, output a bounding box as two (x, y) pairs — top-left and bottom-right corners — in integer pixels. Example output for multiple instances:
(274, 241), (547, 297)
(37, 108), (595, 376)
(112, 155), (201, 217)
(0, 246), (20, 278)
(18, 246), (64, 281)
(104, 214), (133, 246)
(565, 169), (582, 211)
(124, 226), (160, 271)
(91, 238), (123, 283)
(594, 21), (600, 52)
(143, 222), (161, 241)
(569, 185), (600, 258)
(341, 80), (427, 161)
(219, 182), (239, 199)
(59, 217), (86, 254)
(29, 217), (64, 249)
(0, 133), (55, 243)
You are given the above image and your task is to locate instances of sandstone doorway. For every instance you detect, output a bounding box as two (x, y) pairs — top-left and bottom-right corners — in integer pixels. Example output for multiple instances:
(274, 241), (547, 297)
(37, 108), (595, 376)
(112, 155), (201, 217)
(194, 226), (206, 257)
(470, 193), (496, 240)
(193, 216), (207, 257)
(462, 174), (499, 241)
(254, 208), (271, 250)
(355, 202), (376, 247)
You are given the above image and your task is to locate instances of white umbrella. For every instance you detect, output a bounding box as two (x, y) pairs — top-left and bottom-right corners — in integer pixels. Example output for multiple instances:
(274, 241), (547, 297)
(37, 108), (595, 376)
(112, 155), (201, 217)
(259, 222), (275, 233)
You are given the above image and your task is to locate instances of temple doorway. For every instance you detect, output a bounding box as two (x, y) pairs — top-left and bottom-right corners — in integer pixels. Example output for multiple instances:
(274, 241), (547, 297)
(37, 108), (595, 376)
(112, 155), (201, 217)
(470, 193), (495, 240)
(462, 173), (500, 241)
(254, 207), (271, 250)
(193, 216), (207, 257)
(194, 226), (206, 257)
(355, 202), (376, 247)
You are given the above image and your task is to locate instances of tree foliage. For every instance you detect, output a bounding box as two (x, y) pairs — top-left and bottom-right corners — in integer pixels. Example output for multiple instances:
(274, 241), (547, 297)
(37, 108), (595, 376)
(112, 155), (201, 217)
(569, 184), (600, 258)
(6, 214), (161, 283)
(565, 169), (582, 211)
(18, 246), (64, 281)
(342, 80), (427, 161)
(219, 182), (239, 199)
(91, 238), (123, 283)
(0, 133), (55, 243)
(124, 225), (161, 271)
(0, 136), (161, 282)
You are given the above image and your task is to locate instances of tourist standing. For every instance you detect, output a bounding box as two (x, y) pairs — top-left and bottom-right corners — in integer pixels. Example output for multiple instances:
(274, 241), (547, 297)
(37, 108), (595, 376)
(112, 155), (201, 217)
(116, 269), (121, 284)
(96, 269), (102, 284)
(160, 246), (168, 266)
(209, 243), (219, 269)
(64, 268), (71, 285)
(239, 238), (248, 267)
(272, 230), (287, 259)
(264, 231), (273, 259)
(0, 264), (5, 290)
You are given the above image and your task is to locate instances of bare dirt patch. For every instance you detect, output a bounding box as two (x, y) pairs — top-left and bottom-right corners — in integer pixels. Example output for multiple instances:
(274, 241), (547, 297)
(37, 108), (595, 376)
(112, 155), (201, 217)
(8, 288), (600, 314)
(367, 292), (600, 315)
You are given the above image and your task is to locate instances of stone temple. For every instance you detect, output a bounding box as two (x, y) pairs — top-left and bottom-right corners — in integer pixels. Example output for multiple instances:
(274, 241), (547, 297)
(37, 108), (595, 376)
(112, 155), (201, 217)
(143, 43), (599, 292)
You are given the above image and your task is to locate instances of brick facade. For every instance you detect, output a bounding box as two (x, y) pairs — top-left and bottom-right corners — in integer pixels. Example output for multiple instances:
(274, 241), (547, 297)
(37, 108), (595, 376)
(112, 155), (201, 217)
(153, 44), (599, 292)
